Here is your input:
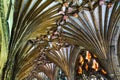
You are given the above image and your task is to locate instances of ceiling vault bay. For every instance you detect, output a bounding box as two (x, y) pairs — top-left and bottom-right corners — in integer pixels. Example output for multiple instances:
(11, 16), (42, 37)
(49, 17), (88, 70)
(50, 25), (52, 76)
(62, 1), (120, 78)
(0, 0), (120, 80)
(1, 0), (62, 80)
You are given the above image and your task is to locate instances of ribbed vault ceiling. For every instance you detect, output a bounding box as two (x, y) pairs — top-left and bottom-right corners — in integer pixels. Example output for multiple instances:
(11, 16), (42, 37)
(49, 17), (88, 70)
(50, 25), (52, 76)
(0, 0), (120, 80)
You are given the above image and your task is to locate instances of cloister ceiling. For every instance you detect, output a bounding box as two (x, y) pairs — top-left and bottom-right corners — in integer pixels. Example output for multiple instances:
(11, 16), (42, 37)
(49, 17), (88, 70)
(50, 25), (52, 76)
(0, 0), (120, 80)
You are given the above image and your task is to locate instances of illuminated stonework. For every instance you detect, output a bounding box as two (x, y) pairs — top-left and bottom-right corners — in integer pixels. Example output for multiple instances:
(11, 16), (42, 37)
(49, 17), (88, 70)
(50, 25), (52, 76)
(0, 0), (120, 80)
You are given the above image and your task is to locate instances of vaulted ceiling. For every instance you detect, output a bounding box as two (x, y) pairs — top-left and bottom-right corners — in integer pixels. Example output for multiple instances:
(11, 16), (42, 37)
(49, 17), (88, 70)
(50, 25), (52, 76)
(0, 0), (120, 80)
